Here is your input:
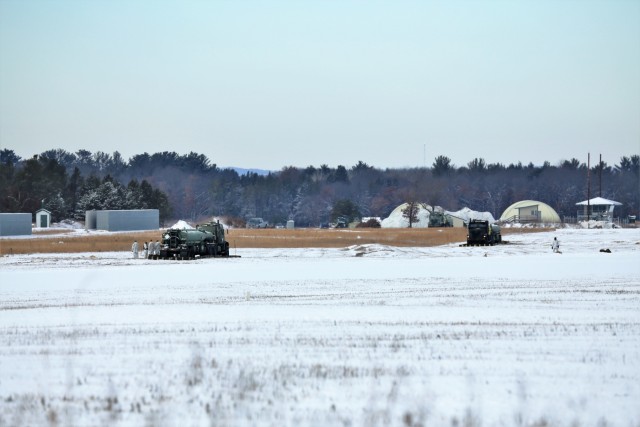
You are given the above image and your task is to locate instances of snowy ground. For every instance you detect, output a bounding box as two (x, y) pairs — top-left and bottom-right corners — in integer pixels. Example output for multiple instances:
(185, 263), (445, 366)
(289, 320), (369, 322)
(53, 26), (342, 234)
(0, 229), (639, 426)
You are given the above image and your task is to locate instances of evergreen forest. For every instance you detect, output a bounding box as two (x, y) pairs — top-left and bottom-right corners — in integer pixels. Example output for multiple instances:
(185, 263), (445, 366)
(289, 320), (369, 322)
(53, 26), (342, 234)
(1, 148), (638, 227)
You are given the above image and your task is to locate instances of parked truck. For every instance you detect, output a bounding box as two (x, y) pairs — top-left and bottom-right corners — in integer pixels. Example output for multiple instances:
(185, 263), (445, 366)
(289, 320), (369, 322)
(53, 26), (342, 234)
(158, 220), (233, 260)
(466, 219), (502, 246)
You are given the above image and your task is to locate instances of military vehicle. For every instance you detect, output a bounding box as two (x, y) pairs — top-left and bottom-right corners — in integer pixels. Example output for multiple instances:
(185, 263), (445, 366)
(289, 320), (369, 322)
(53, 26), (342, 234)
(428, 211), (452, 227)
(334, 216), (349, 228)
(158, 220), (233, 260)
(465, 219), (502, 246)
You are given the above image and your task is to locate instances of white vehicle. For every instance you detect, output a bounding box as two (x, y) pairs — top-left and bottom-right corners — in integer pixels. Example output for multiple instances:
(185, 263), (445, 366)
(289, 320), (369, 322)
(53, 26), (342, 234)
(247, 217), (268, 228)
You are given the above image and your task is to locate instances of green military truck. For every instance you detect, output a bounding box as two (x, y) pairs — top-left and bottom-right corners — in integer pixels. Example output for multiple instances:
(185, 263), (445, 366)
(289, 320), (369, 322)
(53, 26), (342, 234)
(466, 219), (502, 246)
(158, 220), (233, 260)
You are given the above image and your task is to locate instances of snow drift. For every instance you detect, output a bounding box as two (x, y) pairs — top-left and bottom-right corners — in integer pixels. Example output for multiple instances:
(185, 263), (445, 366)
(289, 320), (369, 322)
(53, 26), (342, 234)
(170, 220), (195, 229)
(0, 228), (638, 426)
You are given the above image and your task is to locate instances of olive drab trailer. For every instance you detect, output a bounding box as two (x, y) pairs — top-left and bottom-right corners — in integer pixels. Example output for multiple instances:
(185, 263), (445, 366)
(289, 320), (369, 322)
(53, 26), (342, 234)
(464, 219), (502, 246)
(157, 220), (237, 260)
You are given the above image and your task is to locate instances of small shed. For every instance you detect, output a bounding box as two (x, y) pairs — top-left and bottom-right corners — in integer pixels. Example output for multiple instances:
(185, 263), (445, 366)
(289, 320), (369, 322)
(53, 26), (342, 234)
(0, 213), (32, 236)
(35, 209), (51, 228)
(286, 220), (295, 229)
(576, 197), (622, 222)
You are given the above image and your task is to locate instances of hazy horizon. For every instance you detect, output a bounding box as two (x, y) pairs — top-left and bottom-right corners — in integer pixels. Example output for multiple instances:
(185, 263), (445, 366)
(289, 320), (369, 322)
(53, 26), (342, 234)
(3, 146), (637, 172)
(1, 1), (639, 170)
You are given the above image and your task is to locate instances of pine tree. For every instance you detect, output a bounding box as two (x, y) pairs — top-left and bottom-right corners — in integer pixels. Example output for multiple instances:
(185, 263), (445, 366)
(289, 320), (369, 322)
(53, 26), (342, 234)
(402, 201), (420, 228)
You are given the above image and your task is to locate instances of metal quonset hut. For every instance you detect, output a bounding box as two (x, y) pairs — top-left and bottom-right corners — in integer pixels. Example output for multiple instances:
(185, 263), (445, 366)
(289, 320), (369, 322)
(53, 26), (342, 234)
(0, 213), (32, 236)
(500, 200), (561, 224)
(88, 209), (159, 232)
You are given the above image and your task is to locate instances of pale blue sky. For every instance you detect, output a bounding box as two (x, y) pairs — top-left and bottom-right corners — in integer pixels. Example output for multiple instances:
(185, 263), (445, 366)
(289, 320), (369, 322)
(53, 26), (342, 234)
(1, 0), (638, 169)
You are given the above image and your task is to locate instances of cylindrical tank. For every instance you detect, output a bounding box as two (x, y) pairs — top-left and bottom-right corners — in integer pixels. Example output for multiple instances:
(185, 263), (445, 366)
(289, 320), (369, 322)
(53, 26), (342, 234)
(179, 229), (212, 243)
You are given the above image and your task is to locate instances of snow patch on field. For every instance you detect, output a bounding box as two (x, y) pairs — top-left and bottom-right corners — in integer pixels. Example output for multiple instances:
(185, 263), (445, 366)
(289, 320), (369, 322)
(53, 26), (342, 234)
(343, 244), (401, 257)
(54, 219), (84, 229)
(0, 228), (639, 426)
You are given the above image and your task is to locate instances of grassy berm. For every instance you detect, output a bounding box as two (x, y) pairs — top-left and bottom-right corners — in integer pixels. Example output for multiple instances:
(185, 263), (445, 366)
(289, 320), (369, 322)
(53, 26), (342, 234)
(0, 227), (550, 256)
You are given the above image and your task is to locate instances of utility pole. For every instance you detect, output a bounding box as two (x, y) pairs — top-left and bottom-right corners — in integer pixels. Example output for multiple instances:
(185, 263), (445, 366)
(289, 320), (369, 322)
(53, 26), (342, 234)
(599, 153), (602, 198)
(587, 153), (591, 228)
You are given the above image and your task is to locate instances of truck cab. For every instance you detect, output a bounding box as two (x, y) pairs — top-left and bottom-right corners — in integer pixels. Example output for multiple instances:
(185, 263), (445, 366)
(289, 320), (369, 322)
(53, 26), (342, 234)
(467, 220), (501, 246)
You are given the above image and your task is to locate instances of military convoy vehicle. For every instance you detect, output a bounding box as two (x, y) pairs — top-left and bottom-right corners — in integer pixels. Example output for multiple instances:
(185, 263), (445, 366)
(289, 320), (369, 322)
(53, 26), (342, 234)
(428, 211), (452, 227)
(334, 216), (349, 228)
(158, 220), (233, 260)
(465, 219), (502, 246)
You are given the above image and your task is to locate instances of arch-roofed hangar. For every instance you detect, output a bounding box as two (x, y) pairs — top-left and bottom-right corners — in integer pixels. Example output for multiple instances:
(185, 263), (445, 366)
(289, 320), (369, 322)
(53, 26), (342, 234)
(500, 200), (561, 223)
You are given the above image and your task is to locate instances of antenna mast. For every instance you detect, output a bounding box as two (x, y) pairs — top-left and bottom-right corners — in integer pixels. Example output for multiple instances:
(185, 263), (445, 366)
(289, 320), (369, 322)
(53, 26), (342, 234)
(587, 153), (591, 228)
(599, 153), (602, 198)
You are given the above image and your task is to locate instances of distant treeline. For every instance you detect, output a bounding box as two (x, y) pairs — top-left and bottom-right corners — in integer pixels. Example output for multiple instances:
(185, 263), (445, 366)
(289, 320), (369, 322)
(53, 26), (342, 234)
(1, 149), (638, 226)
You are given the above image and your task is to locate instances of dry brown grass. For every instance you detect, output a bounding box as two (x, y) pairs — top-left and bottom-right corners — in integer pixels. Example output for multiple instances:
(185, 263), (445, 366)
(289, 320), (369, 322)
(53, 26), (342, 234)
(226, 227), (548, 248)
(226, 227), (469, 248)
(0, 227), (552, 255)
(0, 230), (159, 256)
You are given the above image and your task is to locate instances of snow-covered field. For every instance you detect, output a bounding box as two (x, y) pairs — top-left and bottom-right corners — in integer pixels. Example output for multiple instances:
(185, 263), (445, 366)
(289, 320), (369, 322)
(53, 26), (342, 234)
(1, 229), (639, 426)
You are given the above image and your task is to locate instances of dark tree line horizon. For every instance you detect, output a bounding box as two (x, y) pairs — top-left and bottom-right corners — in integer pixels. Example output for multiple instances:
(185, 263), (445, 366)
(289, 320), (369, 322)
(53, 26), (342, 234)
(1, 148), (638, 227)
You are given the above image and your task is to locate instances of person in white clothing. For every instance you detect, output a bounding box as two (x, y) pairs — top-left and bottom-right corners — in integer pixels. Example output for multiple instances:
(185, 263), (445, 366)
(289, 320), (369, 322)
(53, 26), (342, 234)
(132, 240), (139, 259)
(143, 242), (149, 259)
(551, 237), (560, 253)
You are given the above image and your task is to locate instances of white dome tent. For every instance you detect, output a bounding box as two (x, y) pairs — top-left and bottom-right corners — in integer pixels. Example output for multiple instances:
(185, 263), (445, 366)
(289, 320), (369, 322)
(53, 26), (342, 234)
(381, 204), (495, 228)
(381, 203), (432, 228)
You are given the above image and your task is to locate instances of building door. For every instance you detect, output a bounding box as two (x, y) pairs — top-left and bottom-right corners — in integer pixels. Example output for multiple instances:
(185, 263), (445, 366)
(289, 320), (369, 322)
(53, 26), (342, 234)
(40, 215), (48, 227)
